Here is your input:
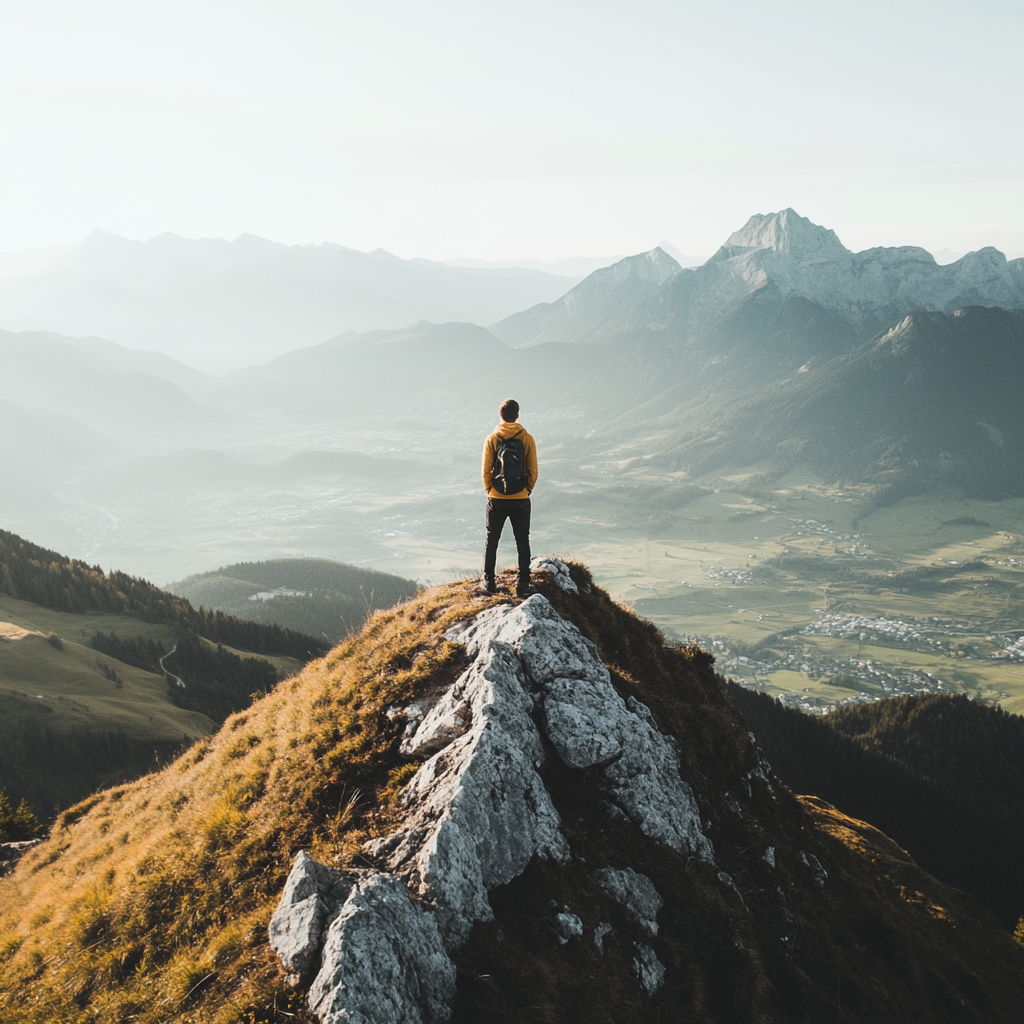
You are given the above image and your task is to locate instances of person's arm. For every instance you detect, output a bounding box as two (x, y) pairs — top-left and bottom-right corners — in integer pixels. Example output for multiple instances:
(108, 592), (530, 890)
(526, 433), (538, 493)
(482, 434), (495, 492)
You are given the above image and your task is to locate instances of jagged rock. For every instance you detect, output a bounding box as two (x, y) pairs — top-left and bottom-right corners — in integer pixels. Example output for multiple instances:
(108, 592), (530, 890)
(400, 691), (472, 758)
(548, 904), (584, 944)
(592, 921), (613, 954)
(364, 639), (569, 947)
(632, 942), (666, 998)
(530, 556), (579, 592)
(541, 674), (623, 767)
(369, 585), (711, 953)
(593, 866), (663, 936)
(449, 591), (714, 861)
(307, 872), (456, 1024)
(626, 695), (657, 729)
(801, 851), (828, 887)
(268, 851), (362, 983)
(598, 706), (714, 861)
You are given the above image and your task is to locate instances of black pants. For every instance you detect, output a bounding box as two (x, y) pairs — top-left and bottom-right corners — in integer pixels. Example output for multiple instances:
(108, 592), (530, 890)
(484, 497), (531, 584)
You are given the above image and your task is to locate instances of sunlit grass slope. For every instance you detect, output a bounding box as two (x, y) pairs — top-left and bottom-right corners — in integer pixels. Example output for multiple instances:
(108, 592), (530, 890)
(1, 566), (1022, 1023)
(0, 576), (497, 1024)
(0, 530), (326, 816)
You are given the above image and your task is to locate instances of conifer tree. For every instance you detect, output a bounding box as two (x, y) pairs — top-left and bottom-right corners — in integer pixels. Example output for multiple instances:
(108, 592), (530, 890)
(0, 790), (42, 842)
(11, 798), (40, 840)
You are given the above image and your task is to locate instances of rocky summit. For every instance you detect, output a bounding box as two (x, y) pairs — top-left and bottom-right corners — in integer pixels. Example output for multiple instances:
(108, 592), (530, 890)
(492, 208), (1024, 348)
(2, 559), (1023, 1023)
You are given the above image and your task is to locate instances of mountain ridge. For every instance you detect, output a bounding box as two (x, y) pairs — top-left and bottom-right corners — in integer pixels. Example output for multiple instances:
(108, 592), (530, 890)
(1, 560), (1021, 1023)
(0, 232), (585, 369)
(493, 208), (1024, 350)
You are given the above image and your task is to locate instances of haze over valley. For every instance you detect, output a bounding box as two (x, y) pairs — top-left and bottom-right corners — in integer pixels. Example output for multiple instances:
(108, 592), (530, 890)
(2, 209), (1024, 722)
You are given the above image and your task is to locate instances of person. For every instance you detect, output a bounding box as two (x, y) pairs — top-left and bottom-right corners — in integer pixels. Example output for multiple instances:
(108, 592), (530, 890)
(481, 398), (538, 597)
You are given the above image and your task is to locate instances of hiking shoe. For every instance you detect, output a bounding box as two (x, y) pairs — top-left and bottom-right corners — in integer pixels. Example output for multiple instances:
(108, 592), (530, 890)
(515, 583), (533, 599)
(479, 578), (498, 595)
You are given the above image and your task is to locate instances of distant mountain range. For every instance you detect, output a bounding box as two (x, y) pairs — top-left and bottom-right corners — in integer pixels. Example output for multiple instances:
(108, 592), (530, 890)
(3, 208), (1024, 576)
(491, 208), (1024, 348)
(443, 239), (705, 276)
(0, 231), (587, 370)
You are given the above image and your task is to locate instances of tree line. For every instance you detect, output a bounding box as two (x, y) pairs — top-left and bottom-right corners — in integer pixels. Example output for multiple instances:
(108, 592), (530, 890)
(0, 529), (329, 660)
(0, 790), (40, 842)
(0, 724), (189, 822)
(725, 682), (1024, 931)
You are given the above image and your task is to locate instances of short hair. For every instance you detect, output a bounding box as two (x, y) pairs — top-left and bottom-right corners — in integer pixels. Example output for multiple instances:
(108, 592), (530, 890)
(499, 399), (520, 422)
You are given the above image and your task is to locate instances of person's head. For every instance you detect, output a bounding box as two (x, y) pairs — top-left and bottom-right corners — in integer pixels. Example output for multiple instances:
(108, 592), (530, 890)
(499, 398), (520, 423)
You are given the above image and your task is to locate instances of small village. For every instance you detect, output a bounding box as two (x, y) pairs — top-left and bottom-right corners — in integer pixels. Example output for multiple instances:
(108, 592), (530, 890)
(688, 606), (1022, 716)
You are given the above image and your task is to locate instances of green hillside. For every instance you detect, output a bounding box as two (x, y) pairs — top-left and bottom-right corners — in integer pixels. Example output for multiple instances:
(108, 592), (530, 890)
(167, 557), (418, 642)
(0, 530), (330, 817)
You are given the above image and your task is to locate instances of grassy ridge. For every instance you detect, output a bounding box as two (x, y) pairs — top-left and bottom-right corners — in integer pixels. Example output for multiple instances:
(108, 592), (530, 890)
(1, 567), (1022, 1023)
(167, 558), (418, 643)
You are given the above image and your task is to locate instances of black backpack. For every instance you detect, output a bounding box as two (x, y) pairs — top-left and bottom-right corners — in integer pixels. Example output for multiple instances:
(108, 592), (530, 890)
(492, 436), (528, 494)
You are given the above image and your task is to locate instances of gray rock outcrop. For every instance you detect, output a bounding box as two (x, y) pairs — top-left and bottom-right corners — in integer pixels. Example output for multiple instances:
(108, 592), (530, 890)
(593, 866), (663, 937)
(468, 594), (714, 860)
(308, 872), (456, 1024)
(373, 589), (711, 945)
(366, 637), (569, 946)
(269, 856), (456, 1024)
(268, 851), (331, 981)
(529, 556), (579, 592)
(270, 561), (716, 1022)
(632, 942), (667, 998)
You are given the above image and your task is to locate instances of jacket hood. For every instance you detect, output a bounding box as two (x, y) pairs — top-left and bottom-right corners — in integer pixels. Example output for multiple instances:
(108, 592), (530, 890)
(495, 421), (527, 437)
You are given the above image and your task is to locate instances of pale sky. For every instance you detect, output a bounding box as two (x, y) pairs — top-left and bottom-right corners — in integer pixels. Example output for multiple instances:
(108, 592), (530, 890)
(2, 0), (1023, 260)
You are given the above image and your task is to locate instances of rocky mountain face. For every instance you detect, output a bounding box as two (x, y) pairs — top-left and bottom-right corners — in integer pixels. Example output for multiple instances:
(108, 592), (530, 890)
(492, 208), (1024, 350)
(3, 561), (1023, 1023)
(491, 247), (683, 348)
(653, 305), (1024, 494)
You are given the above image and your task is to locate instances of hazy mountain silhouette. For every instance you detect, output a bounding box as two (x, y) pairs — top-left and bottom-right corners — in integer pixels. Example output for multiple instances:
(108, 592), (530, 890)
(0, 329), (219, 437)
(0, 231), (585, 369)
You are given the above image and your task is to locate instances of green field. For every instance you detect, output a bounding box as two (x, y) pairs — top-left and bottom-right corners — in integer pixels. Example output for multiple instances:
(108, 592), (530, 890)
(0, 593), (215, 742)
(559, 474), (1024, 716)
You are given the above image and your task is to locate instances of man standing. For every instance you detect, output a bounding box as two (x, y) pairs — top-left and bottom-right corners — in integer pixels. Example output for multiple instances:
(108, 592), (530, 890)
(481, 398), (538, 597)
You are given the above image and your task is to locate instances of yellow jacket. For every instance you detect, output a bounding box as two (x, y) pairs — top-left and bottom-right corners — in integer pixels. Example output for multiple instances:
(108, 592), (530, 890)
(482, 421), (538, 500)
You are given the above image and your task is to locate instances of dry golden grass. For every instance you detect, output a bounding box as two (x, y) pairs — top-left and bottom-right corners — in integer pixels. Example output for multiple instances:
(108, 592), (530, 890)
(2, 563), (1022, 1024)
(0, 574), (508, 1024)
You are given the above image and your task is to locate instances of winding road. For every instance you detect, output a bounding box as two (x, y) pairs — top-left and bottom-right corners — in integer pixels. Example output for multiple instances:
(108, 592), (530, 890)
(159, 644), (186, 689)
